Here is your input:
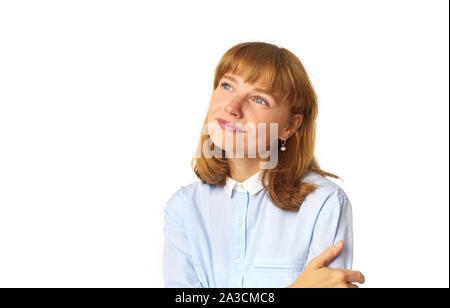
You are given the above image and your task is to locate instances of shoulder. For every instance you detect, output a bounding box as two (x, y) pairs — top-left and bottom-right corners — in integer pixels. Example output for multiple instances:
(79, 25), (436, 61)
(300, 171), (351, 215)
(178, 179), (216, 198)
(164, 180), (221, 229)
(302, 170), (349, 202)
(164, 180), (215, 214)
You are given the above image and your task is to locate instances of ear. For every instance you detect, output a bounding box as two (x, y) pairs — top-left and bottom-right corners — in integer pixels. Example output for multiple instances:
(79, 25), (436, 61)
(280, 113), (303, 140)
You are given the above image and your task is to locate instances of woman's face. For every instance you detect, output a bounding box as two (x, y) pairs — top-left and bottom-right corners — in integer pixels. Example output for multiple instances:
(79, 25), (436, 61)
(206, 72), (302, 157)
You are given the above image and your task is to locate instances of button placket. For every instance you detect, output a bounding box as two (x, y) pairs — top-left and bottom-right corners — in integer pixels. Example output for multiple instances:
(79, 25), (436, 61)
(230, 192), (249, 287)
(236, 194), (247, 262)
(238, 192), (250, 285)
(240, 191), (250, 287)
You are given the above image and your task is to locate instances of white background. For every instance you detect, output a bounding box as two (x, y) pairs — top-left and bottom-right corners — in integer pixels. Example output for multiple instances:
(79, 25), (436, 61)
(0, 0), (448, 288)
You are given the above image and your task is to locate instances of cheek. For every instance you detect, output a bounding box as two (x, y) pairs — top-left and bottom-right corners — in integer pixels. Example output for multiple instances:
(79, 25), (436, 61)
(266, 113), (287, 137)
(207, 97), (222, 117)
(241, 121), (279, 152)
(253, 117), (282, 147)
(206, 105), (217, 121)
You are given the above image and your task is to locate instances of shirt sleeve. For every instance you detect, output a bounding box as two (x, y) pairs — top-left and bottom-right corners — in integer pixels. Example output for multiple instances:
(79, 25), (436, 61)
(304, 189), (354, 269)
(163, 188), (203, 287)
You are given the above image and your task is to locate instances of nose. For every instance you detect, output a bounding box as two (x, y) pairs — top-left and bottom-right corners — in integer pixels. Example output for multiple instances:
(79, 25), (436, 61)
(224, 96), (245, 118)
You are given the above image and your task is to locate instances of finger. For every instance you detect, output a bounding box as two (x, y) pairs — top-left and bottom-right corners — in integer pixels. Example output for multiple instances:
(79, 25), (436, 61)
(341, 270), (365, 284)
(309, 241), (344, 269)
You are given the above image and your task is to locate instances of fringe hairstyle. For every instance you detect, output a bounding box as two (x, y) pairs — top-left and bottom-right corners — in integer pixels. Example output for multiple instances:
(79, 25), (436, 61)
(191, 42), (340, 212)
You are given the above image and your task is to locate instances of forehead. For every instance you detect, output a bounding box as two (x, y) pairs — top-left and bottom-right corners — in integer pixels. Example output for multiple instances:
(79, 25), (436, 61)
(221, 73), (269, 88)
(221, 72), (279, 99)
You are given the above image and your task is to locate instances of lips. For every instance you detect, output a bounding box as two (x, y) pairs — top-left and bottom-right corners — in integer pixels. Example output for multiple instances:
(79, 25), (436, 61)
(217, 118), (244, 132)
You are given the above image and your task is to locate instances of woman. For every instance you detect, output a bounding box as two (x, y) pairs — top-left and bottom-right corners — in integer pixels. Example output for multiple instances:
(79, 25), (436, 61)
(163, 42), (365, 288)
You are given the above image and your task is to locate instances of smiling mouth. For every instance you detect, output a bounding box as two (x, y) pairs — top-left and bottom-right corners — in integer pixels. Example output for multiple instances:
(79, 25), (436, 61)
(217, 119), (244, 133)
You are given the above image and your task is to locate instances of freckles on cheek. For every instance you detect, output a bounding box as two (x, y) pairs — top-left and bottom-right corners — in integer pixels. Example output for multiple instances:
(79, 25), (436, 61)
(208, 106), (218, 117)
(208, 99), (219, 111)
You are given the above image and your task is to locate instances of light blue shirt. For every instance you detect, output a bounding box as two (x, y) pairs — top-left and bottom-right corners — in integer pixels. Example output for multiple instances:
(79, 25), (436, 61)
(163, 170), (353, 288)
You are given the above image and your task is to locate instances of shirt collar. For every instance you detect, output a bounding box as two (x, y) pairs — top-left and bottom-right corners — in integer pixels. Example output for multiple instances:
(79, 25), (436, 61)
(223, 170), (266, 198)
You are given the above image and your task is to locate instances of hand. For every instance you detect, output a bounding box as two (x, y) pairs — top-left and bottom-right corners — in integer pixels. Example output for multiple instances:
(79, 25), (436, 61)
(287, 241), (365, 288)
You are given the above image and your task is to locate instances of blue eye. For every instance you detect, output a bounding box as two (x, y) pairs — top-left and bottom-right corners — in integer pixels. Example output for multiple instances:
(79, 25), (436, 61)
(255, 96), (268, 105)
(221, 81), (269, 106)
(221, 82), (232, 90)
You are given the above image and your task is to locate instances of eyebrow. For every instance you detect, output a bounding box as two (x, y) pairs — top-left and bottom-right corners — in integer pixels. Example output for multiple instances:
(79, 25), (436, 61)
(222, 74), (275, 99)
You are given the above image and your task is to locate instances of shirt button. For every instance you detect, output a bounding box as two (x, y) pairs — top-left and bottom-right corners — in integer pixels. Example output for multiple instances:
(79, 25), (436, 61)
(235, 257), (241, 264)
(239, 183), (244, 189)
(238, 219), (243, 226)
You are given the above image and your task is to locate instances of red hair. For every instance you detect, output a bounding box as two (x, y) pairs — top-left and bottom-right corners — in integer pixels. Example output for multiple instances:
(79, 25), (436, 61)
(191, 41), (340, 212)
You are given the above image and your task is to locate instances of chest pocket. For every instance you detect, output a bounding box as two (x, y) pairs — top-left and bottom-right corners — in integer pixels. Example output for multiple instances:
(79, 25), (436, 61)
(247, 258), (305, 288)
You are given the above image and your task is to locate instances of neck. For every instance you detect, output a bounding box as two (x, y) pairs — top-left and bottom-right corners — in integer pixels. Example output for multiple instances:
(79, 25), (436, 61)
(227, 156), (267, 182)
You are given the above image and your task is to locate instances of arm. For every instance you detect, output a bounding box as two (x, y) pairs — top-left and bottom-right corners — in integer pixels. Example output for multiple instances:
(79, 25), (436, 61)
(287, 189), (363, 288)
(305, 189), (353, 269)
(287, 241), (364, 288)
(163, 189), (203, 288)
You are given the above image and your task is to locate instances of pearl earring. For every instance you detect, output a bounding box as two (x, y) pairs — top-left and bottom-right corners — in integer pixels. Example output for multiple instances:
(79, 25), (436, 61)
(280, 139), (287, 151)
